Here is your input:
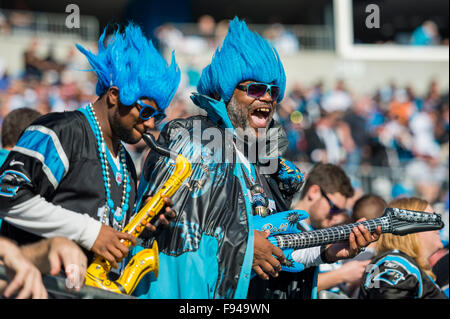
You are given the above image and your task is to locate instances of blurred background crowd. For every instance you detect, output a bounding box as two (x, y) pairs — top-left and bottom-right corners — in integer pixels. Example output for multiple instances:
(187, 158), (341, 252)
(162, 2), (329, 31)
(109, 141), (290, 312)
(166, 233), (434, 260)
(0, 0), (449, 265)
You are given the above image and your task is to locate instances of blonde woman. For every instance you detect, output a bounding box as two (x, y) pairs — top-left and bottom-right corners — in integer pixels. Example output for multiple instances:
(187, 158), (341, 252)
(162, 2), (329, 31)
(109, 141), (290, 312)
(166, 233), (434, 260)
(359, 197), (447, 299)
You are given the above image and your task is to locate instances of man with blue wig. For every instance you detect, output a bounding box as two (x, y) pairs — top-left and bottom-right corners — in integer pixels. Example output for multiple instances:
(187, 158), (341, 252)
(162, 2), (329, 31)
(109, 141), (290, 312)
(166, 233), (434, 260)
(134, 17), (378, 299)
(0, 23), (180, 275)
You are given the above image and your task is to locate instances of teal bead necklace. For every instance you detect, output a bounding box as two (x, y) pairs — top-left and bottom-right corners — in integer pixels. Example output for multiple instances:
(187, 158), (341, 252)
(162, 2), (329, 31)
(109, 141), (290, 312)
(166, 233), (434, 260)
(87, 104), (130, 230)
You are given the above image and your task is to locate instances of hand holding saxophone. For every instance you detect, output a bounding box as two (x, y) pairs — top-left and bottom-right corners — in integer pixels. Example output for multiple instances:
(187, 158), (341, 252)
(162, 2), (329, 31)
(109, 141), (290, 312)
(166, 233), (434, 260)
(141, 196), (176, 232)
(91, 226), (136, 269)
(85, 133), (190, 295)
(90, 197), (176, 269)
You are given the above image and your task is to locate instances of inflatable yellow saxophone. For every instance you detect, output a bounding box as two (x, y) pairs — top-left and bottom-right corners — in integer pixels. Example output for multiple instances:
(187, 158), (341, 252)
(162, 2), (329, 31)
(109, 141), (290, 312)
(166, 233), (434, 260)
(85, 133), (191, 295)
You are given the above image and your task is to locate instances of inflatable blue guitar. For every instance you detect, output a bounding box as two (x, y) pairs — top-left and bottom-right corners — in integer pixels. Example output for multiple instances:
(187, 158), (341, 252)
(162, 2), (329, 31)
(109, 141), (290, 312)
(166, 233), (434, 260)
(253, 208), (444, 273)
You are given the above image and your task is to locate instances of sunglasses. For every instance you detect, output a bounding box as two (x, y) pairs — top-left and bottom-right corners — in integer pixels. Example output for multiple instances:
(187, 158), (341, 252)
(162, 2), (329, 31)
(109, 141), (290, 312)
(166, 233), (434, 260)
(135, 99), (166, 122)
(320, 188), (347, 215)
(236, 82), (281, 101)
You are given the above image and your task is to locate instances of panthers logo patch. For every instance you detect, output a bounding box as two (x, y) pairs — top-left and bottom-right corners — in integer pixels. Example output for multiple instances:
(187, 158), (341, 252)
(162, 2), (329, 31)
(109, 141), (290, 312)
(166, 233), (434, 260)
(0, 170), (31, 197)
(374, 269), (406, 286)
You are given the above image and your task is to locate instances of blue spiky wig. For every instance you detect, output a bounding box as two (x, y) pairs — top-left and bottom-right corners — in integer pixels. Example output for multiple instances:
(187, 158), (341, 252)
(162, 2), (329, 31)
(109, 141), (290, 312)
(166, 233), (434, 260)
(76, 22), (180, 110)
(197, 17), (286, 103)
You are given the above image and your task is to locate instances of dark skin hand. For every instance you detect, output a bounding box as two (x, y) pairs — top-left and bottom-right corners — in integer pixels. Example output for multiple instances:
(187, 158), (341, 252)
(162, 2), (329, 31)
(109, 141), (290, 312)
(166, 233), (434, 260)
(253, 230), (287, 280)
(91, 196), (176, 269)
(144, 196), (176, 232)
(91, 225), (136, 269)
(252, 218), (381, 279)
(323, 218), (382, 263)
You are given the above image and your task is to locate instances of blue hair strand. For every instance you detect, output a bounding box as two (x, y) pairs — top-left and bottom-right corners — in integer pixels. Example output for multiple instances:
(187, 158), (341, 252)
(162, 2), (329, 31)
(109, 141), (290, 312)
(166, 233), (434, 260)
(197, 17), (286, 103)
(76, 22), (181, 111)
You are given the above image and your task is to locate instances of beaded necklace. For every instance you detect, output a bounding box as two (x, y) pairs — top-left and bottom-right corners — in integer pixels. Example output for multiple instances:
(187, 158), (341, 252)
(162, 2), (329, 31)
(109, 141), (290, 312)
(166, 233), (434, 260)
(86, 104), (131, 230)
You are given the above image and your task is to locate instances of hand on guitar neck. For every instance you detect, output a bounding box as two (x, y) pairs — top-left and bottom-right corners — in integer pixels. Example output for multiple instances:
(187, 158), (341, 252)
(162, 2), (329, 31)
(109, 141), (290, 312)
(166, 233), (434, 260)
(253, 230), (287, 280)
(320, 218), (381, 264)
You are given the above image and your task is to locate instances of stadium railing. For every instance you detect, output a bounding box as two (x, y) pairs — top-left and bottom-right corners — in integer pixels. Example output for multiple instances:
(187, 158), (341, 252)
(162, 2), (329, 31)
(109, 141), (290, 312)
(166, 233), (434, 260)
(173, 23), (335, 51)
(0, 264), (136, 299)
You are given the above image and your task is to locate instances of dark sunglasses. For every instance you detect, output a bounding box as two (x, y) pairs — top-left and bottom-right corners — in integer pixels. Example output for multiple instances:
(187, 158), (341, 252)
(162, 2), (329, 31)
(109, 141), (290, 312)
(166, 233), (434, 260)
(135, 99), (166, 122)
(320, 188), (347, 215)
(236, 82), (281, 101)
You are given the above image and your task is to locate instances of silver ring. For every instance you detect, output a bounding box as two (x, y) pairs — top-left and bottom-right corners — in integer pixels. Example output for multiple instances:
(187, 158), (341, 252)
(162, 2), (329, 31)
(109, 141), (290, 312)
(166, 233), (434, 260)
(359, 247), (366, 253)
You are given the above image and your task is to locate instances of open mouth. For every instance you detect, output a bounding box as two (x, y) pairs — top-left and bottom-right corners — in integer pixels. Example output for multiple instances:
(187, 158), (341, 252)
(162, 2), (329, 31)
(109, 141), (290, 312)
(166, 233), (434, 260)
(250, 106), (271, 129)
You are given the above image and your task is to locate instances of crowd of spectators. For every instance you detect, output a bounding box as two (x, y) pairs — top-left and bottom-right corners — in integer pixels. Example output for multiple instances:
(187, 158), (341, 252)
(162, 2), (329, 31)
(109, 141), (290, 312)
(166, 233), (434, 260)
(155, 15), (449, 56)
(0, 12), (448, 299)
(154, 15), (303, 56)
(152, 17), (449, 215)
(1, 34), (449, 205)
(276, 78), (449, 249)
(0, 8), (34, 36)
(410, 20), (447, 46)
(1, 16), (448, 243)
(277, 78), (449, 203)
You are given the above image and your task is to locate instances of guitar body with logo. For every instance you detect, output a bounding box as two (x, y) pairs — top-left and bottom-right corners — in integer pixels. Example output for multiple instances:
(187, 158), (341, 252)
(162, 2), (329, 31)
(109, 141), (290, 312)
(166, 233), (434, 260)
(253, 210), (310, 273)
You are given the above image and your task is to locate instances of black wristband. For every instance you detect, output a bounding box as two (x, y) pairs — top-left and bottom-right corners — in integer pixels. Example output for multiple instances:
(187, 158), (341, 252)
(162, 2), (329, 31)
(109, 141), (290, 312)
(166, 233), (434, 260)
(320, 245), (333, 264)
